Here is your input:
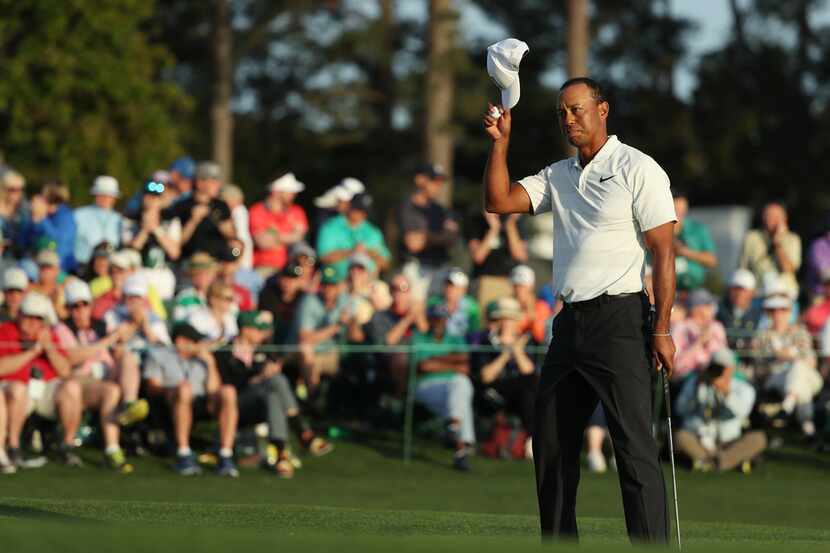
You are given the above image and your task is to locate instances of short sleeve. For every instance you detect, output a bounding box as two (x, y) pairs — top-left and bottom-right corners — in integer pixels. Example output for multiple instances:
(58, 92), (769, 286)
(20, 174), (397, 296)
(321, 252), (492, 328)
(518, 168), (552, 215)
(298, 295), (323, 332)
(699, 224), (716, 253)
(631, 158), (676, 232)
(143, 350), (164, 383)
(316, 220), (338, 256)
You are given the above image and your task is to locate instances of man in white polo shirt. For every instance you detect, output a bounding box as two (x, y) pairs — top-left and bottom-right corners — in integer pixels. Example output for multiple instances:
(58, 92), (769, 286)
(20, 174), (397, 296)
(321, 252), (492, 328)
(483, 77), (677, 543)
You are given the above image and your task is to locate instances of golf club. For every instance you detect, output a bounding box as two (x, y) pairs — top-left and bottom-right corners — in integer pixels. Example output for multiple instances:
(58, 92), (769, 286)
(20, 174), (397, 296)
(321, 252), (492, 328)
(662, 367), (682, 550)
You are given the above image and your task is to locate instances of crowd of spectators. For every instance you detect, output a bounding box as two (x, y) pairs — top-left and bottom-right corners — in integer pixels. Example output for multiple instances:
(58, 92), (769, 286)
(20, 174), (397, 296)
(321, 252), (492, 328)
(0, 160), (828, 478)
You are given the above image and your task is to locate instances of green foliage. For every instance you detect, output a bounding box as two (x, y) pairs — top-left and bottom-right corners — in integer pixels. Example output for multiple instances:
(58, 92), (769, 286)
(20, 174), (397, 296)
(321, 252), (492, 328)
(0, 0), (192, 201)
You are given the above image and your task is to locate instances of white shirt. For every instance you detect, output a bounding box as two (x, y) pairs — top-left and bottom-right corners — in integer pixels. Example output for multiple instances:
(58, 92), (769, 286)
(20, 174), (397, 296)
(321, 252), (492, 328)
(519, 135), (676, 303)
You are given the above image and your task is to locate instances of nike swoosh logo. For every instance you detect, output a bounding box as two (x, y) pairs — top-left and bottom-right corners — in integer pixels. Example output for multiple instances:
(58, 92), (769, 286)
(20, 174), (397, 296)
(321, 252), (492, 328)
(599, 175), (615, 183)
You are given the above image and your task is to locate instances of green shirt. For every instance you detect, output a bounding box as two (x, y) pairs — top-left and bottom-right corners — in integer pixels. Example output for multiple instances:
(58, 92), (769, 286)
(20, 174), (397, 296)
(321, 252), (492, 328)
(316, 214), (391, 280)
(426, 295), (481, 339)
(675, 218), (716, 291)
(411, 331), (467, 383)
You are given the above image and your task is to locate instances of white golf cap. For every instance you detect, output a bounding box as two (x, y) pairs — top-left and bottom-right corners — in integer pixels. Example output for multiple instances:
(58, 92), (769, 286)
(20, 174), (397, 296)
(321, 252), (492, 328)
(339, 177), (365, 194)
(763, 295), (792, 310)
(762, 273), (796, 299)
(109, 251), (132, 270)
(332, 185), (355, 203)
(20, 292), (57, 325)
(123, 249), (142, 269)
(729, 269), (756, 290)
(510, 264), (535, 286)
(64, 279), (93, 306)
(123, 274), (148, 297)
(269, 172), (305, 193)
(3, 267), (29, 291)
(486, 38), (529, 110)
(314, 189), (338, 209)
(446, 268), (469, 288)
(90, 175), (120, 198)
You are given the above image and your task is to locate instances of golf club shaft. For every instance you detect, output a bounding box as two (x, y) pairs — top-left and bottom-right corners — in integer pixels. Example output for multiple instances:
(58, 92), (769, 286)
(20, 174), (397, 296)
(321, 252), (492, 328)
(662, 368), (682, 550)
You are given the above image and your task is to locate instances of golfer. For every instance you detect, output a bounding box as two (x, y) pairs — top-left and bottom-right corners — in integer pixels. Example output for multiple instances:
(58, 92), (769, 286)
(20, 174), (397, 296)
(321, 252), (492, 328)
(483, 77), (676, 543)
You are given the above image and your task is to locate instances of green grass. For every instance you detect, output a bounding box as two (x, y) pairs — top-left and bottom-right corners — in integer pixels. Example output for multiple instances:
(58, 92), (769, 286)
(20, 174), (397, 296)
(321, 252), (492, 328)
(1, 436), (829, 552)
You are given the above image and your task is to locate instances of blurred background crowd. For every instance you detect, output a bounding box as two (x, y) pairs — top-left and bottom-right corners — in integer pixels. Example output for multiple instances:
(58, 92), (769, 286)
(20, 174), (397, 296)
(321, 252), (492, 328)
(1, 0), (830, 478)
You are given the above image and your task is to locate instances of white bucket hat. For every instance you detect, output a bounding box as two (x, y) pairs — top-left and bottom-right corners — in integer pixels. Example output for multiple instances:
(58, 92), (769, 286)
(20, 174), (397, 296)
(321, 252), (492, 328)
(486, 38), (530, 109)
(269, 173), (305, 193)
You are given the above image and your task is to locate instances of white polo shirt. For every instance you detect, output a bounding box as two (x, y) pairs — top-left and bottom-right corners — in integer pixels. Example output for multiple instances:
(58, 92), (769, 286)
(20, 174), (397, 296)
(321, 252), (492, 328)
(519, 135), (676, 303)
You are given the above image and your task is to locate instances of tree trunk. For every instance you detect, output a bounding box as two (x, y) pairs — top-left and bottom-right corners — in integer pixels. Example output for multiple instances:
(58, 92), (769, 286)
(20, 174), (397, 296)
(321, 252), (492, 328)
(565, 0), (589, 156)
(211, 0), (233, 183)
(424, 0), (457, 207)
(567, 0), (589, 79)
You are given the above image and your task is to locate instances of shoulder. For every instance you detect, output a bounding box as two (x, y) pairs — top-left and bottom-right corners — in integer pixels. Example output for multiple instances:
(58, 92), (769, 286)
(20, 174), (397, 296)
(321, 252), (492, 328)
(0, 321), (19, 339)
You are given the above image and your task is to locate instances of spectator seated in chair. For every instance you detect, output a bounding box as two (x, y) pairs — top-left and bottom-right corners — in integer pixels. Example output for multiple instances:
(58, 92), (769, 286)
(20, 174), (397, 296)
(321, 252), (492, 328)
(215, 310), (332, 480)
(674, 348), (766, 473)
(412, 303), (475, 472)
(143, 322), (239, 477)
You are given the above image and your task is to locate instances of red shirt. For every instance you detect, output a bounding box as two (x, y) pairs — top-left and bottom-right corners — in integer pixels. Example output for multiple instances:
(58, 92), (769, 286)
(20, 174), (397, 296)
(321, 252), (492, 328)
(233, 284), (254, 311)
(92, 289), (120, 321)
(804, 298), (830, 335)
(0, 321), (64, 383)
(249, 202), (308, 269)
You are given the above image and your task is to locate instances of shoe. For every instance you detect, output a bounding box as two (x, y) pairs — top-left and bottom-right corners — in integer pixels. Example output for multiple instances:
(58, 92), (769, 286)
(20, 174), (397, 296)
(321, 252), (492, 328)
(586, 450), (607, 474)
(217, 456), (239, 478)
(173, 453), (202, 476)
(57, 444), (84, 467)
(116, 399), (150, 427)
(0, 449), (16, 475)
(452, 447), (472, 472)
(306, 437), (334, 457)
(274, 458), (295, 479)
(692, 459), (714, 472)
(105, 448), (134, 474)
(8, 448), (48, 469)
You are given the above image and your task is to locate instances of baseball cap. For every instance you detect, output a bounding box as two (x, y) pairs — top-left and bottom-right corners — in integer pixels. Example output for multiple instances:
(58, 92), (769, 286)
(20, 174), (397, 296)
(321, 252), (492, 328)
(687, 288), (715, 308)
(339, 177), (365, 194)
(216, 243), (242, 263)
(314, 189), (339, 209)
(143, 179), (166, 196)
(109, 251), (132, 270)
(290, 241), (316, 260)
(332, 185), (356, 203)
(729, 269), (756, 290)
(710, 347), (737, 369)
(487, 296), (522, 321)
(195, 161), (221, 180)
(763, 295), (792, 310)
(171, 322), (205, 342)
(349, 252), (373, 270)
(415, 163), (446, 180)
(446, 268), (469, 288)
(20, 292), (56, 325)
(64, 279), (93, 306)
(486, 38), (530, 109)
(36, 249), (60, 268)
(280, 262), (304, 279)
(188, 252), (217, 271)
(123, 275), (148, 298)
(427, 303), (449, 320)
(269, 172), (305, 193)
(238, 310), (274, 331)
(349, 193), (373, 212)
(3, 267), (29, 291)
(510, 264), (536, 286)
(320, 265), (343, 285)
(90, 175), (120, 198)
(169, 156), (196, 179)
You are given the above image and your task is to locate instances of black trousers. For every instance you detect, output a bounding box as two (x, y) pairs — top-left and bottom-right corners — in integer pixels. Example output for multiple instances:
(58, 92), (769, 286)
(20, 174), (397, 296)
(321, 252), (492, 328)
(532, 293), (668, 543)
(490, 374), (539, 434)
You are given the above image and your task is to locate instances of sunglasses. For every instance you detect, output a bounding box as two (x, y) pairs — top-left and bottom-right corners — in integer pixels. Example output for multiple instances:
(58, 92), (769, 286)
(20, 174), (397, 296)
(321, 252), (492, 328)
(70, 301), (90, 308)
(5, 187), (23, 193)
(392, 284), (410, 293)
(214, 294), (235, 302)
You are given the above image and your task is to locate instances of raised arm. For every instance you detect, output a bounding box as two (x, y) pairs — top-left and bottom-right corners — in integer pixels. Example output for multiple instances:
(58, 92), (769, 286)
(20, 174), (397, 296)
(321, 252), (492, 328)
(482, 104), (532, 215)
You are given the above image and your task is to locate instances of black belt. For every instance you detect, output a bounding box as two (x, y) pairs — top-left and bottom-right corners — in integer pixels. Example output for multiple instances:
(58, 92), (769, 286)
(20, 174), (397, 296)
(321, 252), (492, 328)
(563, 292), (643, 310)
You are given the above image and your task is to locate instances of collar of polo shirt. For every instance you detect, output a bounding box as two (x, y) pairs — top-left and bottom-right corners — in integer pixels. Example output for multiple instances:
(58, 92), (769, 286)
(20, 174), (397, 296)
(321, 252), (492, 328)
(572, 135), (621, 170)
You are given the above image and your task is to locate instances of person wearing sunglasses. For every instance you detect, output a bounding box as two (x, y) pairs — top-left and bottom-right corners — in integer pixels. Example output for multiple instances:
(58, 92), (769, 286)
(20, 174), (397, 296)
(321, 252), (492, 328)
(183, 280), (239, 349)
